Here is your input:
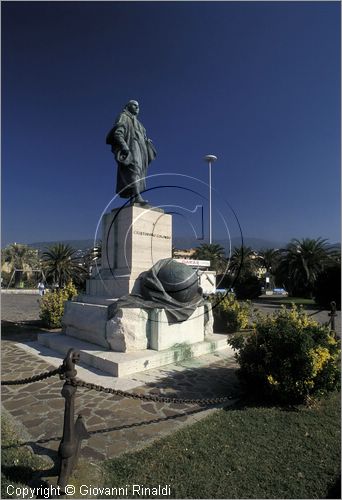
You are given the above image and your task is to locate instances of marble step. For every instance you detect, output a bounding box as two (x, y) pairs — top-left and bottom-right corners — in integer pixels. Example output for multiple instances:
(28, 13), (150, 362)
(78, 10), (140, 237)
(37, 332), (232, 377)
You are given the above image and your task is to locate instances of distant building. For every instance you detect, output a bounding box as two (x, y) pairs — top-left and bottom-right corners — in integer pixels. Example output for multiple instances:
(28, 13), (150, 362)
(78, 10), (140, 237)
(172, 248), (196, 258)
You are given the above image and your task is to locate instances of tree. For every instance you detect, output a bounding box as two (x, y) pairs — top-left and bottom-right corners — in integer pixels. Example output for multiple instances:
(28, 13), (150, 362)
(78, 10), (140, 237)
(2, 243), (39, 287)
(228, 246), (258, 278)
(257, 248), (280, 290)
(257, 248), (280, 274)
(219, 246), (260, 295)
(192, 243), (227, 274)
(234, 274), (262, 300)
(275, 238), (334, 298)
(42, 243), (87, 289)
(314, 261), (341, 310)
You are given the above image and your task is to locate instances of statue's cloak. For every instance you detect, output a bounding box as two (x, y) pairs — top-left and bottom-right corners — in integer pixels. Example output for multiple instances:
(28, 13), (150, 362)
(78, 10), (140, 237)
(106, 110), (156, 198)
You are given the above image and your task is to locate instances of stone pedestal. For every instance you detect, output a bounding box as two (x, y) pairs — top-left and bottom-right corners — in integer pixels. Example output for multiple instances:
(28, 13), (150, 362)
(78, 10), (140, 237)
(63, 204), (174, 353)
(46, 204), (223, 377)
(87, 205), (172, 298)
(63, 300), (214, 354)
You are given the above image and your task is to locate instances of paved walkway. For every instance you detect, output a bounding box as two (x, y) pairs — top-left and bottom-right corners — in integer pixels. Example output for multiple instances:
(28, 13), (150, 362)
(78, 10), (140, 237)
(1, 336), (238, 465)
(1, 292), (41, 323)
(2, 294), (240, 469)
(1, 293), (339, 474)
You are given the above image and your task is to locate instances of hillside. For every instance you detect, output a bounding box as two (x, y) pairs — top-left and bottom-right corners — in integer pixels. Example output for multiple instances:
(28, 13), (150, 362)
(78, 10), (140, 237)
(27, 236), (289, 254)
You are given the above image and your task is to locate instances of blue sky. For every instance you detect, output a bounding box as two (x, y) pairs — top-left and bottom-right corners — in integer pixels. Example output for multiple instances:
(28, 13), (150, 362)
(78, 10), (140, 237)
(2, 1), (341, 248)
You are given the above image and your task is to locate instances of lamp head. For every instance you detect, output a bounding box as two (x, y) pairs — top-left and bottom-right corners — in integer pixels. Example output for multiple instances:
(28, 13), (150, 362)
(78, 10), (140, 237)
(204, 155), (218, 163)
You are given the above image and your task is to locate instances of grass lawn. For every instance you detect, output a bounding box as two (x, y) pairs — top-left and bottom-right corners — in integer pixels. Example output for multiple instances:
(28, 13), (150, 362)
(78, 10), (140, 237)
(1, 394), (340, 499)
(102, 392), (341, 499)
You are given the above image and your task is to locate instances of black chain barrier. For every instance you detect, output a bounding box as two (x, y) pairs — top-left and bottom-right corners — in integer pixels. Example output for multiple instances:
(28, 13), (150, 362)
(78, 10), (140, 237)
(0, 366), (233, 405)
(66, 378), (234, 406)
(1, 366), (64, 385)
(1, 347), (236, 492)
(55, 349), (235, 492)
(308, 308), (326, 318)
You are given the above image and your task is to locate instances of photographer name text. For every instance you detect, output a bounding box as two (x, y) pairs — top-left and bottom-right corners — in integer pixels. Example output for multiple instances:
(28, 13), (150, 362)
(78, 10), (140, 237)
(6, 483), (172, 498)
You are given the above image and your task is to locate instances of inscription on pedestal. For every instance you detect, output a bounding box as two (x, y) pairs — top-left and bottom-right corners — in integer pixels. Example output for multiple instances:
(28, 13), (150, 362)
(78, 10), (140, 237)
(87, 205), (172, 298)
(102, 205), (172, 275)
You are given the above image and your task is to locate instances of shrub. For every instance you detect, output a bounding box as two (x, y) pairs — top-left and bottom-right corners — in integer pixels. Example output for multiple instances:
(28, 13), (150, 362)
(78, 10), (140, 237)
(1, 271), (12, 287)
(228, 305), (340, 405)
(39, 281), (77, 328)
(211, 293), (252, 333)
(234, 273), (262, 300)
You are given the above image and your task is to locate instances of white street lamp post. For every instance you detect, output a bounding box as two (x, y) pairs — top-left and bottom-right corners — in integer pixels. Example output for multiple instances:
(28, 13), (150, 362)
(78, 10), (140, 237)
(204, 154), (218, 244)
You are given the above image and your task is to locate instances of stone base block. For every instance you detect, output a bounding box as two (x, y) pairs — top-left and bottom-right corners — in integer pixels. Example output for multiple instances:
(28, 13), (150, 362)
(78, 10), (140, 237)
(63, 299), (214, 354)
(106, 308), (149, 351)
(63, 301), (109, 348)
(149, 307), (205, 350)
(37, 332), (231, 377)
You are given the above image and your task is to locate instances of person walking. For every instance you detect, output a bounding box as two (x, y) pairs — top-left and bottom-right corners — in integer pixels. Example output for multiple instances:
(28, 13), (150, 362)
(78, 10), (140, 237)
(38, 281), (45, 296)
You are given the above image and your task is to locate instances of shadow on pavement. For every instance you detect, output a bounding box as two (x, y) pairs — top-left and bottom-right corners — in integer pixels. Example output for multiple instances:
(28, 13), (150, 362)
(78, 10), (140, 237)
(1, 320), (58, 342)
(1, 406), (208, 455)
(138, 363), (240, 400)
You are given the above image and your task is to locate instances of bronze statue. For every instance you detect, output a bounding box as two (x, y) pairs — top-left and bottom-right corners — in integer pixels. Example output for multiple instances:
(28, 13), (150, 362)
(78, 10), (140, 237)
(106, 100), (156, 205)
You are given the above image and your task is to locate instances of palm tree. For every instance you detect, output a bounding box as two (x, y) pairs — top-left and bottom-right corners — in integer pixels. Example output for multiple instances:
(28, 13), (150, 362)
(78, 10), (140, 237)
(2, 243), (39, 287)
(42, 243), (86, 288)
(228, 246), (258, 278)
(257, 248), (280, 274)
(275, 238), (334, 297)
(192, 243), (227, 273)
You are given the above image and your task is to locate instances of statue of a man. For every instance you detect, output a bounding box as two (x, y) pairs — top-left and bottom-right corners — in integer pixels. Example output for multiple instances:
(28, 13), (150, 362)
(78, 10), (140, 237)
(106, 100), (156, 205)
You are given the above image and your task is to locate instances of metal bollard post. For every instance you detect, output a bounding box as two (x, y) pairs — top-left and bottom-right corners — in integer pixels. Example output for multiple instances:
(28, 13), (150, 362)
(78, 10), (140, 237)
(329, 301), (337, 337)
(57, 349), (89, 491)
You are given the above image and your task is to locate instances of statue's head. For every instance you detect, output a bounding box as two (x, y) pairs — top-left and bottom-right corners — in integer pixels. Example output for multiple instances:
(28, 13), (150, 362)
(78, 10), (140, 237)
(125, 100), (139, 116)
